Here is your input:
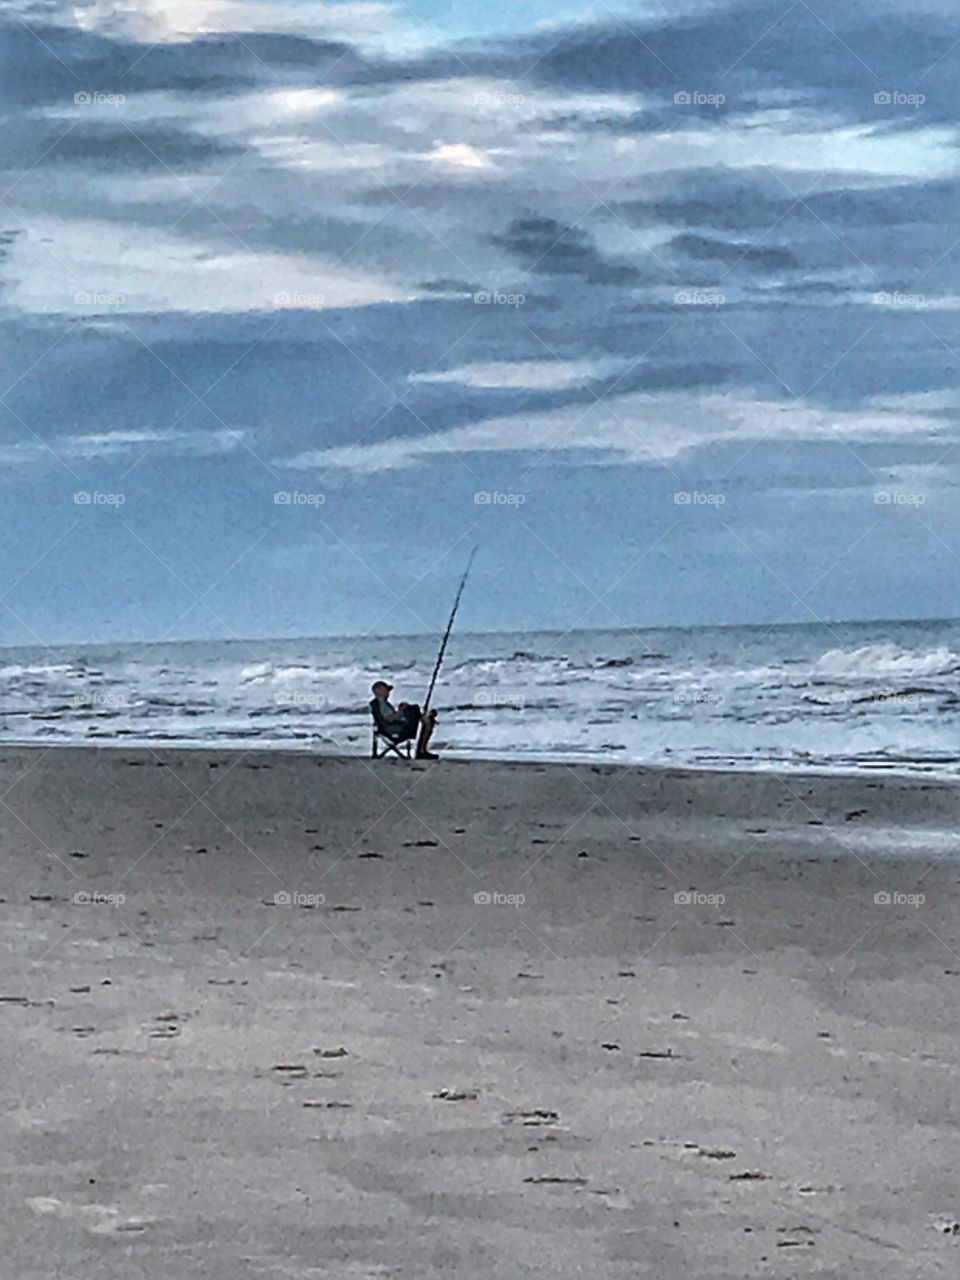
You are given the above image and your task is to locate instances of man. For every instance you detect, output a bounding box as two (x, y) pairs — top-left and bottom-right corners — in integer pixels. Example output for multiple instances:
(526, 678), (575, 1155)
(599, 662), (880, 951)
(370, 680), (439, 759)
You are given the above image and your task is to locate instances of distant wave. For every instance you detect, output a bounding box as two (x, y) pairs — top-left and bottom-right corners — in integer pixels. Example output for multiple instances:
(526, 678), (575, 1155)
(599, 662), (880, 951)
(0, 663), (75, 678)
(812, 642), (960, 681)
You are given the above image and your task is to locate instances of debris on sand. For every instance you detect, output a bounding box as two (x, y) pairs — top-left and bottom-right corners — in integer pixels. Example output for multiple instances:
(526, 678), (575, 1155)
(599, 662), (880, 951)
(503, 1109), (558, 1126)
(523, 1175), (587, 1186)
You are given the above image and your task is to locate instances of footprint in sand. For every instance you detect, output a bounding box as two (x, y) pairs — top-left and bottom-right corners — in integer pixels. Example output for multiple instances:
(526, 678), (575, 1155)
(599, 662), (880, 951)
(27, 1197), (151, 1236)
(523, 1176), (587, 1187)
(272, 1064), (308, 1079)
(776, 1225), (817, 1247)
(588, 1188), (632, 1209)
(148, 1014), (181, 1039)
(503, 1109), (558, 1126)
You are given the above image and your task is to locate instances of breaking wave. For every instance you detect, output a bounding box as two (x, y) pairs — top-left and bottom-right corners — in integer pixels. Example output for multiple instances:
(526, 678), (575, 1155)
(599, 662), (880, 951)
(812, 643), (960, 681)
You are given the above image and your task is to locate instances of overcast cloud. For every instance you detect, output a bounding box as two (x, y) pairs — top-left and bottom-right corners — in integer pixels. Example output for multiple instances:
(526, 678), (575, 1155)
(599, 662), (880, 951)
(1, 0), (959, 642)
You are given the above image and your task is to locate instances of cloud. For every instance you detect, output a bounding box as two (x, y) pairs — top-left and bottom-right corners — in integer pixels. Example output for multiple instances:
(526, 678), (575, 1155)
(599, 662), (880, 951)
(409, 356), (628, 390)
(278, 387), (950, 474)
(618, 169), (959, 234)
(0, 15), (365, 112)
(491, 216), (650, 285)
(525, 2), (957, 108)
(2, 216), (413, 314)
(0, 119), (247, 172)
(8, 0), (415, 53)
(425, 142), (495, 171)
(668, 232), (799, 273)
(0, 425), (243, 467)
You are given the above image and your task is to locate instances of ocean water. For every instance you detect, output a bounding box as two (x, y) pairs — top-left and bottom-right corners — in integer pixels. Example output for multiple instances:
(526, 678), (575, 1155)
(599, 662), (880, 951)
(1, 619), (959, 776)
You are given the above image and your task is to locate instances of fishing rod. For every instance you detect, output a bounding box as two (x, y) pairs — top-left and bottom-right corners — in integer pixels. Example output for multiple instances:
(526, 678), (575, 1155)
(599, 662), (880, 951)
(423, 546), (477, 717)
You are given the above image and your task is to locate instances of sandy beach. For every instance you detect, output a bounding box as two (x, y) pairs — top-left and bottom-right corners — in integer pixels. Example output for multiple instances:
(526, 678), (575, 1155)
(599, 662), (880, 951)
(2, 745), (959, 1278)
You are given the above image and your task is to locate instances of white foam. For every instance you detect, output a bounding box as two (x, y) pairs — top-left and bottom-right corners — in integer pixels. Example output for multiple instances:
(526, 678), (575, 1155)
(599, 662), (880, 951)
(812, 642), (959, 680)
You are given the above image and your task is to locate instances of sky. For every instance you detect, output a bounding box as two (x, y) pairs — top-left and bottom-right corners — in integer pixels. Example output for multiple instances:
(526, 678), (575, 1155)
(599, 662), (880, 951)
(1, 0), (959, 645)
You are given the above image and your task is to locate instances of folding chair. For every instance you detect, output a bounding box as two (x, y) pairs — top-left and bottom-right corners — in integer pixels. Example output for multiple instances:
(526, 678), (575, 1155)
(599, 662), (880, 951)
(370, 699), (414, 761)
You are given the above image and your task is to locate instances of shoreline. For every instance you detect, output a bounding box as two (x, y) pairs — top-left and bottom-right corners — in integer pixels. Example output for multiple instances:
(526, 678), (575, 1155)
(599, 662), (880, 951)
(6, 737), (960, 790)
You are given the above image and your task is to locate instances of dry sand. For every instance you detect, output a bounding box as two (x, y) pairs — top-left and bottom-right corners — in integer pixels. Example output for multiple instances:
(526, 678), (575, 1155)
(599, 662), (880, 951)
(2, 745), (960, 1278)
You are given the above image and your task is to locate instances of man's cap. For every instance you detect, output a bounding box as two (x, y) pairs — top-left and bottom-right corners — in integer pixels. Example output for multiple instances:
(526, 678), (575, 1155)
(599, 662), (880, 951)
(371, 679), (393, 693)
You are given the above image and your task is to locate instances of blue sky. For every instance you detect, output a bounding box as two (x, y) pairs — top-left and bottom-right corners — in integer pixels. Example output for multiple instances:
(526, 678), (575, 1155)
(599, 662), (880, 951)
(1, 0), (959, 644)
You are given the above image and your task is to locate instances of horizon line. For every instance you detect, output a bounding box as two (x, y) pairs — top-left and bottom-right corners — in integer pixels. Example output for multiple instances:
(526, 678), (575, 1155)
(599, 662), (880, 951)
(1, 614), (958, 654)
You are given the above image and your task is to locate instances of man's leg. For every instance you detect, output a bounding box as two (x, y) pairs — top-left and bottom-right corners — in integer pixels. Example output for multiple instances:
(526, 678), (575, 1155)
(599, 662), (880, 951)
(415, 708), (438, 759)
(398, 704), (422, 739)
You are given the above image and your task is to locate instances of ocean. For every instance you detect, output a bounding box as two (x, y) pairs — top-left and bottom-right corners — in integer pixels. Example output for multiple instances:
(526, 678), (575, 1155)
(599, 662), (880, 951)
(1, 619), (958, 777)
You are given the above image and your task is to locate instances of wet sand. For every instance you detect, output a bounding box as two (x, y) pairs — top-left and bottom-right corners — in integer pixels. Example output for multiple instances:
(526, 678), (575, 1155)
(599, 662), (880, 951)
(2, 746), (959, 1278)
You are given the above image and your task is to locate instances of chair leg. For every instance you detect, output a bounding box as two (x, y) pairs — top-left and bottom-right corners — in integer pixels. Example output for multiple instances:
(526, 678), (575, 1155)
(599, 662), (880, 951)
(371, 727), (417, 762)
(373, 733), (412, 761)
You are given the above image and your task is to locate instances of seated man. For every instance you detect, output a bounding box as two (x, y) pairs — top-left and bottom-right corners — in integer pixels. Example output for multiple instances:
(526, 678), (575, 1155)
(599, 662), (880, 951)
(370, 680), (439, 759)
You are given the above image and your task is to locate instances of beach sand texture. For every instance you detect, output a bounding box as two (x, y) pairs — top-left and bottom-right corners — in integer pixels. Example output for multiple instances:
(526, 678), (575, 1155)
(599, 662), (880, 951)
(2, 747), (959, 1278)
